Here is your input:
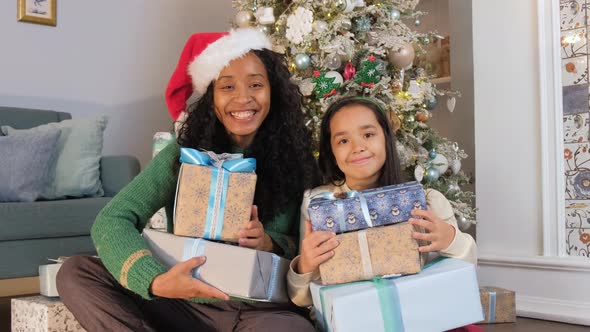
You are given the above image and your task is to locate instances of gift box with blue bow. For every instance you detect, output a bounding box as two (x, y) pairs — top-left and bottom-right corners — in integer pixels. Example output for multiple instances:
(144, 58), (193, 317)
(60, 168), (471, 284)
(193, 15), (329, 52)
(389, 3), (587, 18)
(143, 228), (290, 303)
(308, 181), (426, 234)
(311, 258), (484, 332)
(173, 148), (257, 242)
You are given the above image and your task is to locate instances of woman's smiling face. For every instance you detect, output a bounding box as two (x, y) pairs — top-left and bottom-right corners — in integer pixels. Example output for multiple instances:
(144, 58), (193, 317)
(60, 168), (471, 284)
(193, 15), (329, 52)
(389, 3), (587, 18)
(213, 52), (271, 148)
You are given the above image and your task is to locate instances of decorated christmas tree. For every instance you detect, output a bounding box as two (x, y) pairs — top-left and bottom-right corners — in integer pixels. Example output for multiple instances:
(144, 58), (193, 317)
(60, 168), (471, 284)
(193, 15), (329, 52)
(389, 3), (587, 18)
(231, 0), (476, 230)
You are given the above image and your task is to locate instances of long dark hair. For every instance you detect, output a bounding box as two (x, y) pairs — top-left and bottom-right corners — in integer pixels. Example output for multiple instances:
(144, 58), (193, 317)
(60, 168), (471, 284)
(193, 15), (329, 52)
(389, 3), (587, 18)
(318, 96), (403, 187)
(178, 49), (319, 223)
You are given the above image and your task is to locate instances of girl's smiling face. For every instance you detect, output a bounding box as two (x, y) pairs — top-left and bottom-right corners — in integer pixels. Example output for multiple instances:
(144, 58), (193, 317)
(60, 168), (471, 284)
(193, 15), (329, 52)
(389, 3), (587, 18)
(213, 52), (271, 148)
(329, 104), (387, 190)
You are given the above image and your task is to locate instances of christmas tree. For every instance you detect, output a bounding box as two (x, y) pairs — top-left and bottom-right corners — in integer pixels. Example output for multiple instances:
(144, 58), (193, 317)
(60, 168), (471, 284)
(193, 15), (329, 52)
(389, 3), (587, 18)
(231, 0), (476, 230)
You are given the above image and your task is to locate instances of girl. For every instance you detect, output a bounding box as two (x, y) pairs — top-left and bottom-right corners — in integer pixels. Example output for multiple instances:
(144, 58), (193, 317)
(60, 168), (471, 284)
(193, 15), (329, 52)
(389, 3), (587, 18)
(287, 96), (477, 307)
(57, 29), (319, 331)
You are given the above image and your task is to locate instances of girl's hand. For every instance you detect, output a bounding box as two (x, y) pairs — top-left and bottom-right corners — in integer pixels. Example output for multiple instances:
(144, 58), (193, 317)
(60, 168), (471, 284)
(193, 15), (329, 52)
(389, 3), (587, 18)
(150, 257), (229, 300)
(296, 220), (339, 274)
(408, 208), (456, 252)
(238, 205), (273, 252)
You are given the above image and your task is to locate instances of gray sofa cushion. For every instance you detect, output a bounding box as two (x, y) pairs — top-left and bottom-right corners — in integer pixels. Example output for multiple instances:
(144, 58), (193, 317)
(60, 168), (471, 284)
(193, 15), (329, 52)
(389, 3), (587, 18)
(0, 197), (111, 241)
(0, 127), (61, 202)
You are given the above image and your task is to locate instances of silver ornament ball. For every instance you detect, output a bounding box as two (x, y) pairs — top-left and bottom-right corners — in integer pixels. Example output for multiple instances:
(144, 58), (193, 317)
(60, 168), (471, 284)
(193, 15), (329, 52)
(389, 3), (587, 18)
(334, 0), (347, 12)
(390, 9), (401, 20)
(450, 159), (462, 175)
(313, 20), (328, 33)
(414, 18), (422, 27)
(294, 53), (311, 70)
(325, 53), (342, 70)
(257, 25), (271, 34)
(457, 216), (472, 231)
(425, 167), (440, 182)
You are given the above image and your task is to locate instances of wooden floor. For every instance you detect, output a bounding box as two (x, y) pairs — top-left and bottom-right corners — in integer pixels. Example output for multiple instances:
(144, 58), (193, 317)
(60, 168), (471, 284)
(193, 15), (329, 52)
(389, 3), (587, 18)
(1, 295), (588, 332)
(480, 318), (589, 331)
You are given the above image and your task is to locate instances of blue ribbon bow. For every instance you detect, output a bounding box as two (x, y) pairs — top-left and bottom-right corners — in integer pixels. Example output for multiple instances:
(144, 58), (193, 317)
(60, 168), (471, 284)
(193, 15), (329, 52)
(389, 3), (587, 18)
(179, 147), (256, 240)
(315, 190), (374, 232)
(180, 148), (256, 172)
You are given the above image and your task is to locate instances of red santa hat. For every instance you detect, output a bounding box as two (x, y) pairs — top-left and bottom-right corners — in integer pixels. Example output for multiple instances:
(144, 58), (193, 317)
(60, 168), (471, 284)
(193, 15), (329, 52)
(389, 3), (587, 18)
(165, 28), (272, 120)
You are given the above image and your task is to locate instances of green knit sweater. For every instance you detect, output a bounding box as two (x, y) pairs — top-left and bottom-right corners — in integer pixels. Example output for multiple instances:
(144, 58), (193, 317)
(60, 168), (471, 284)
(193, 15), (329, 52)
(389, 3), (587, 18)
(91, 142), (299, 302)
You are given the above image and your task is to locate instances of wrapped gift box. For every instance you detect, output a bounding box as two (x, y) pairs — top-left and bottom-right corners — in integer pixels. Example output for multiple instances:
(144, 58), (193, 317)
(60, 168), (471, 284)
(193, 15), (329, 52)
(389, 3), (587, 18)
(150, 132), (175, 230)
(173, 148), (256, 242)
(319, 222), (423, 285)
(478, 286), (516, 324)
(39, 259), (66, 297)
(311, 258), (483, 332)
(143, 228), (289, 303)
(11, 296), (86, 332)
(308, 181), (426, 233)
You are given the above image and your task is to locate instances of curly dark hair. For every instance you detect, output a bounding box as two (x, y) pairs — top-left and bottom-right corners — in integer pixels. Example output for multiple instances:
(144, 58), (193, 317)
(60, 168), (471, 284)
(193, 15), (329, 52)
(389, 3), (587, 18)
(177, 49), (319, 223)
(318, 96), (404, 187)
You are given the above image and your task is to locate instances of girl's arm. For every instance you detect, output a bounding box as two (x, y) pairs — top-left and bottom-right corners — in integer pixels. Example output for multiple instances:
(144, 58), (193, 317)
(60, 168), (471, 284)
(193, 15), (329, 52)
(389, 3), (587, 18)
(287, 190), (338, 307)
(410, 189), (477, 264)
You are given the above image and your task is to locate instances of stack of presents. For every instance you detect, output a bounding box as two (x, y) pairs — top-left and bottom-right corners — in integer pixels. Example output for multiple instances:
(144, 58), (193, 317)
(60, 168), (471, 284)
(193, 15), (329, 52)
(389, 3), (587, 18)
(12, 133), (516, 331)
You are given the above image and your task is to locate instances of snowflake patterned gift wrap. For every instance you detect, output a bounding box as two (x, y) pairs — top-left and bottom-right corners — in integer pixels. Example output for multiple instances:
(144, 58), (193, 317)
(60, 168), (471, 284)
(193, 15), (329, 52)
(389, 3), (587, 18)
(308, 181), (426, 234)
(11, 296), (86, 332)
(143, 228), (290, 303)
(478, 286), (516, 324)
(311, 258), (483, 332)
(173, 148), (256, 242)
(319, 222), (423, 285)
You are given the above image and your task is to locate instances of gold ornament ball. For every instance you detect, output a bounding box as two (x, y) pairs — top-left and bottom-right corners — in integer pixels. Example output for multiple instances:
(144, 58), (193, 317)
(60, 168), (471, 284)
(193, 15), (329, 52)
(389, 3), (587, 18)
(235, 10), (254, 28)
(387, 43), (415, 70)
(288, 62), (297, 72)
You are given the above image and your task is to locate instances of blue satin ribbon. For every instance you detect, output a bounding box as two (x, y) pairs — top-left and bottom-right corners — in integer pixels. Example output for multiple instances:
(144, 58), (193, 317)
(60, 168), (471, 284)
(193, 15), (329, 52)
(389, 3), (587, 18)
(489, 291), (496, 323)
(180, 148), (256, 240)
(316, 190), (373, 231)
(182, 238), (206, 279)
(319, 277), (404, 332)
(266, 255), (280, 301)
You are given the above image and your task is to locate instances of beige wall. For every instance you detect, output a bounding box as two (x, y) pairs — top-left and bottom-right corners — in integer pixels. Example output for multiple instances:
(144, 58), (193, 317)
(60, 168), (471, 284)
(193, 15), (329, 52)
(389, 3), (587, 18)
(0, 1), (234, 167)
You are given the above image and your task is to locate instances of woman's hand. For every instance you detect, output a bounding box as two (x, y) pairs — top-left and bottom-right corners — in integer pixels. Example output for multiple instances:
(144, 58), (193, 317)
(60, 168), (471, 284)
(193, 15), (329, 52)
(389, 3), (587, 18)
(238, 205), (273, 252)
(296, 220), (339, 274)
(150, 256), (229, 300)
(408, 208), (456, 252)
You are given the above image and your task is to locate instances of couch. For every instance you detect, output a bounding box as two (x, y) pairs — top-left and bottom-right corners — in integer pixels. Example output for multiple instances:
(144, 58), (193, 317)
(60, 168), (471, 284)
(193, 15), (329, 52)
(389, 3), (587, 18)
(0, 107), (140, 280)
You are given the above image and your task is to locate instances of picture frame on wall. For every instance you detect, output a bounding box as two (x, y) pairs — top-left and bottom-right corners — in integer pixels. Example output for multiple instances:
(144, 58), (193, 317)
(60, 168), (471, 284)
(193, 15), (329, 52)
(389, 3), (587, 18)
(17, 0), (57, 26)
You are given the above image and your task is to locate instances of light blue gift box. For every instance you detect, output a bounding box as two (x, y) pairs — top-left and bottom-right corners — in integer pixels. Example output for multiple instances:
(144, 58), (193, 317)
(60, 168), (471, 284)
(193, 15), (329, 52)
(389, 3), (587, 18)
(310, 258), (483, 332)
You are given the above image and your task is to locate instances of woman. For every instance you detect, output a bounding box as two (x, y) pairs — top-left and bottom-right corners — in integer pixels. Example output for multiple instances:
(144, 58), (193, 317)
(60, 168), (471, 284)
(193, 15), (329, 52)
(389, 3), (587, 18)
(57, 28), (319, 332)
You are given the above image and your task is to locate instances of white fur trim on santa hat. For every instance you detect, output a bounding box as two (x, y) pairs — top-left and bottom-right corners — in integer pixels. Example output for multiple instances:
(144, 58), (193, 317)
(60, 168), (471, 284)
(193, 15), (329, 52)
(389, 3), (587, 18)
(188, 28), (272, 95)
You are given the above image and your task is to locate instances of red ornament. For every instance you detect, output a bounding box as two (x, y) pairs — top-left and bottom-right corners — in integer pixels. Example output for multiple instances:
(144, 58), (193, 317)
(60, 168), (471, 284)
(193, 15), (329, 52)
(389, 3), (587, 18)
(361, 82), (375, 88)
(368, 54), (376, 62)
(343, 62), (356, 80)
(313, 70), (321, 78)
